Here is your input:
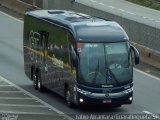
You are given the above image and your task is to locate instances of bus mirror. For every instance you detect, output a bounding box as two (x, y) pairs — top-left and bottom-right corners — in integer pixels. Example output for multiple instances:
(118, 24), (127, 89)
(131, 45), (140, 65)
(71, 45), (77, 67)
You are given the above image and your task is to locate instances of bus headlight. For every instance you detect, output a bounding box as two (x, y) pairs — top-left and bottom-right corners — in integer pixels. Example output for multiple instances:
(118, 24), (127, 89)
(79, 98), (84, 103)
(129, 97), (133, 101)
(77, 87), (92, 95)
(123, 87), (133, 94)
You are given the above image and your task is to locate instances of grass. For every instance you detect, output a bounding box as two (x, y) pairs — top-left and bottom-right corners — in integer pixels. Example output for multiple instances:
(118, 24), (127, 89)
(126, 0), (160, 10)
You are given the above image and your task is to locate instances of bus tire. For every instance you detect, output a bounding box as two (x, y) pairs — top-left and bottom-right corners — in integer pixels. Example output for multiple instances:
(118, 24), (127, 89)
(65, 88), (74, 108)
(37, 70), (45, 92)
(31, 65), (34, 80)
(33, 70), (38, 90)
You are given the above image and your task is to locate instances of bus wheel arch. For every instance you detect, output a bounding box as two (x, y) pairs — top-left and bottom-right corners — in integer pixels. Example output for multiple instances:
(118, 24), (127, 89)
(36, 68), (45, 92)
(31, 65), (35, 81)
(65, 83), (74, 107)
(33, 66), (38, 90)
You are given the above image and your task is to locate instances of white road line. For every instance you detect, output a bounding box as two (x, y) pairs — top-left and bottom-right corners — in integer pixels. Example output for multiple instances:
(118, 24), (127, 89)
(134, 68), (160, 81)
(148, 18), (154, 21)
(125, 11), (136, 15)
(119, 9), (125, 12)
(0, 111), (52, 115)
(0, 76), (73, 120)
(99, 3), (105, 6)
(108, 6), (115, 9)
(0, 11), (23, 23)
(0, 97), (33, 100)
(0, 85), (12, 87)
(142, 16), (147, 19)
(90, 0), (96, 3)
(0, 91), (22, 93)
(143, 111), (159, 119)
(0, 103), (47, 108)
(156, 20), (160, 23)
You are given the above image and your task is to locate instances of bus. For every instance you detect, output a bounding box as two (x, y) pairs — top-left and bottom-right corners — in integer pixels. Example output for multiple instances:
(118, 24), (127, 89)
(23, 10), (139, 107)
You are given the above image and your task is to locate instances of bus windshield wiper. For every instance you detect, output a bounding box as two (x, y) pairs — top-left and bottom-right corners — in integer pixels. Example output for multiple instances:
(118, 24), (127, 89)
(92, 60), (100, 83)
(103, 44), (120, 86)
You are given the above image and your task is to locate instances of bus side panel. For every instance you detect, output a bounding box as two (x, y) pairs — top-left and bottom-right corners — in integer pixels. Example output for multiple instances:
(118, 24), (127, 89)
(46, 25), (72, 97)
(24, 14), (75, 97)
(23, 15), (34, 80)
(23, 15), (47, 81)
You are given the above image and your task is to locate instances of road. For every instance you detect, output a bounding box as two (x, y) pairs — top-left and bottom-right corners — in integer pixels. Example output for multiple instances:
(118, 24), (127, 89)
(0, 9), (160, 119)
(76, 0), (160, 28)
(0, 76), (69, 120)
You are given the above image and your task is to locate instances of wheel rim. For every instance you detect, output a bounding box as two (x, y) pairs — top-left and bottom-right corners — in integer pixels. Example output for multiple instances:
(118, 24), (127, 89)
(66, 90), (71, 105)
(33, 75), (37, 88)
(38, 79), (41, 90)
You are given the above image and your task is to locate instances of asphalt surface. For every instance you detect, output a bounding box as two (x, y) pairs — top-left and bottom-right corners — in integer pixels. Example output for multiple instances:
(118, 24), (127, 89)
(76, 0), (160, 28)
(0, 76), (69, 120)
(0, 5), (160, 120)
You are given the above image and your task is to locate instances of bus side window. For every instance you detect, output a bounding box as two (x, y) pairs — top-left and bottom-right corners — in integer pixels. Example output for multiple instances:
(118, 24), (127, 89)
(39, 31), (49, 51)
(38, 31), (49, 64)
(67, 32), (76, 75)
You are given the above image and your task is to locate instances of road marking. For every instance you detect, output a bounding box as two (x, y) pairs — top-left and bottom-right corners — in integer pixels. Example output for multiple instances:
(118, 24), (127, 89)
(143, 111), (159, 119)
(119, 9), (125, 12)
(0, 76), (73, 120)
(148, 18), (154, 21)
(0, 91), (22, 93)
(0, 111), (52, 115)
(125, 11), (136, 15)
(108, 6), (115, 9)
(134, 68), (160, 81)
(0, 85), (12, 87)
(0, 97), (33, 100)
(142, 16), (147, 19)
(99, 3), (105, 6)
(0, 103), (47, 108)
(0, 11), (23, 23)
(90, 0), (96, 3)
(156, 20), (160, 23)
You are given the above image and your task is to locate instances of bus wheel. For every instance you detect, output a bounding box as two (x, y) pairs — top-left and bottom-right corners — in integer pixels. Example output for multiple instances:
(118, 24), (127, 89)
(33, 71), (38, 90)
(37, 70), (44, 92)
(31, 65), (34, 80)
(65, 89), (74, 108)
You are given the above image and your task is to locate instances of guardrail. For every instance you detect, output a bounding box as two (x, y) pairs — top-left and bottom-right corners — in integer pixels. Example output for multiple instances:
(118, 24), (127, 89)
(19, 0), (43, 8)
(0, 0), (40, 14)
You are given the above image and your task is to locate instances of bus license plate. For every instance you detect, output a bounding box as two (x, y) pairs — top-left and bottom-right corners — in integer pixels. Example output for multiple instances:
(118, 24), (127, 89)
(102, 99), (112, 104)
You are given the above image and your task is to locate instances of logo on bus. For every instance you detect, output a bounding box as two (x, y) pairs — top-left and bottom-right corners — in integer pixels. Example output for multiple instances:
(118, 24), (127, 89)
(103, 89), (112, 97)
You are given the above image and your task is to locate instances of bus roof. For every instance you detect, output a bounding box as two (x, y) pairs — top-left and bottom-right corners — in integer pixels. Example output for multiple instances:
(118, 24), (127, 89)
(26, 10), (129, 42)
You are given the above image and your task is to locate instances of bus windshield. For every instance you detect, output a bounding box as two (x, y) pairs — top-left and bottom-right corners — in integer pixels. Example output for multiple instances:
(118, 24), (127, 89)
(77, 42), (133, 87)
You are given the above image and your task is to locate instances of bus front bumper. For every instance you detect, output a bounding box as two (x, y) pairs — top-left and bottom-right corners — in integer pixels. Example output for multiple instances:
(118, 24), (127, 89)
(76, 91), (133, 106)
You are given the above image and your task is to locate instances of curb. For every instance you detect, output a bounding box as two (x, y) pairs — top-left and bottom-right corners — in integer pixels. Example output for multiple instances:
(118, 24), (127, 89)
(0, 0), (37, 15)
(131, 42), (160, 69)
